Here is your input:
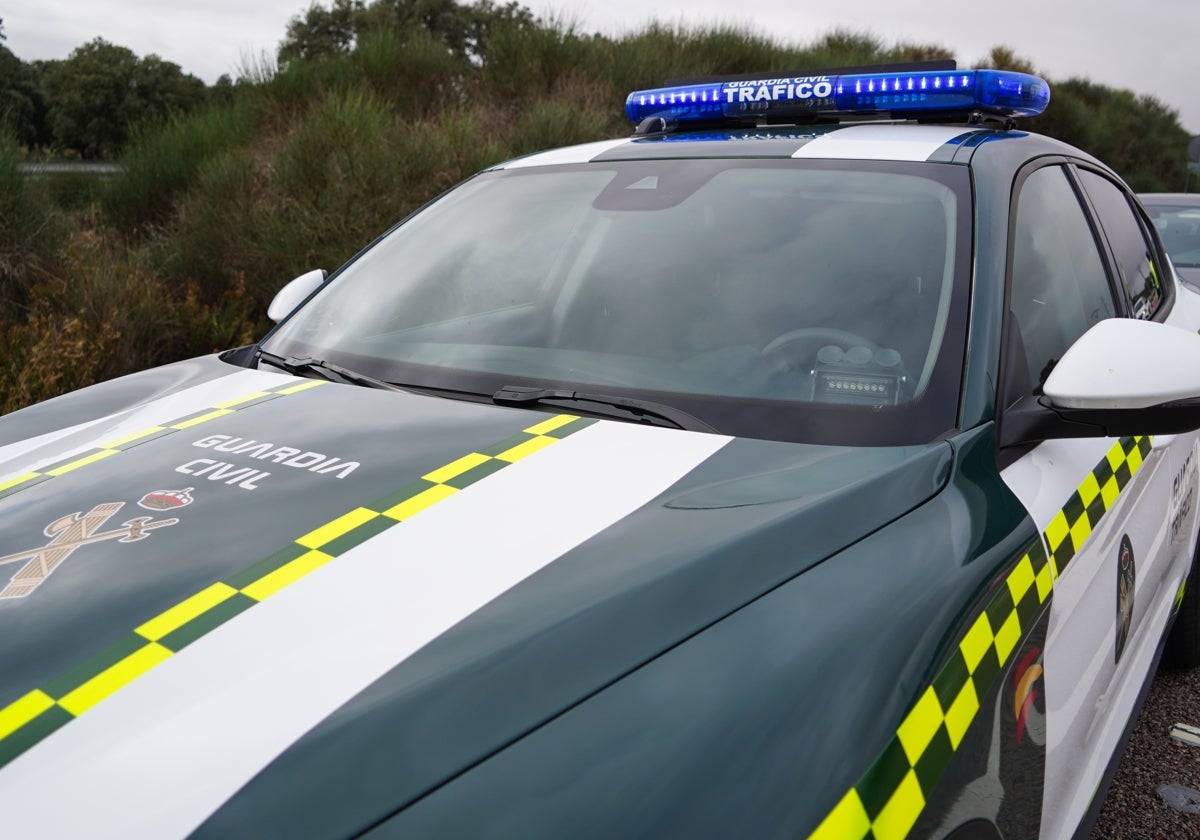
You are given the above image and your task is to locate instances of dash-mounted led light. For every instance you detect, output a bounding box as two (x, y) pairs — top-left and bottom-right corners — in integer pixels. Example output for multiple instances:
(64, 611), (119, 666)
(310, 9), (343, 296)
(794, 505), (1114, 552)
(625, 69), (1050, 126)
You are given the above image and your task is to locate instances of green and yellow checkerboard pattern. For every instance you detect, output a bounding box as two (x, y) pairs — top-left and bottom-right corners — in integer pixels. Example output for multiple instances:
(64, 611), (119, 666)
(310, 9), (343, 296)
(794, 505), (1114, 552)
(808, 436), (1150, 840)
(0, 379), (327, 502)
(0, 412), (595, 769)
(1044, 436), (1151, 577)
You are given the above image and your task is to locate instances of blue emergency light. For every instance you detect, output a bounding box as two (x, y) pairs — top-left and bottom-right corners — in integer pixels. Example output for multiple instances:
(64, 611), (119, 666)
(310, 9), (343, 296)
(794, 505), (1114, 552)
(625, 69), (1050, 125)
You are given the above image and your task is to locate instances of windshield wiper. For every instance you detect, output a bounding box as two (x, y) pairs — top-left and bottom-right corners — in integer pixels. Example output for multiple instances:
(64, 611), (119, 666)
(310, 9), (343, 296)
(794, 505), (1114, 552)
(257, 350), (418, 394)
(493, 385), (718, 433)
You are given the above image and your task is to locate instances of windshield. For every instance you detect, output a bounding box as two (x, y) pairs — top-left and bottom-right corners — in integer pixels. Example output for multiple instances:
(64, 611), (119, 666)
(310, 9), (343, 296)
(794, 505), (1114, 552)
(263, 158), (970, 445)
(1146, 202), (1200, 268)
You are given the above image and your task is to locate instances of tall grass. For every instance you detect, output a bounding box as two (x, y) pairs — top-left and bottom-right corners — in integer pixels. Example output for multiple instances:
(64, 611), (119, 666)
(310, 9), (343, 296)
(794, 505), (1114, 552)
(101, 98), (263, 232)
(259, 90), (408, 278)
(157, 148), (269, 290)
(480, 17), (612, 100)
(617, 23), (794, 85)
(0, 133), (60, 316)
(0, 217), (258, 413)
(165, 90), (412, 301)
(356, 27), (469, 111)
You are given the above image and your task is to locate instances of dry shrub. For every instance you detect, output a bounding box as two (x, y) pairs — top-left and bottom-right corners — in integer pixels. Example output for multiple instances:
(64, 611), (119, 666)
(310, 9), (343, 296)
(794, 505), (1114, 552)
(0, 314), (123, 412)
(0, 221), (260, 413)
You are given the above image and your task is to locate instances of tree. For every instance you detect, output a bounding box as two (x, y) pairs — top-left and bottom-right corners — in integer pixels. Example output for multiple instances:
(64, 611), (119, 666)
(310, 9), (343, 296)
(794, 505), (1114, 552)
(209, 74), (237, 108)
(975, 46), (1188, 191)
(278, 0), (536, 65)
(381, 0), (534, 61)
(279, 0), (364, 63)
(977, 45), (1038, 75)
(0, 46), (45, 147)
(40, 38), (207, 158)
(128, 54), (208, 125)
(1028, 78), (1189, 192)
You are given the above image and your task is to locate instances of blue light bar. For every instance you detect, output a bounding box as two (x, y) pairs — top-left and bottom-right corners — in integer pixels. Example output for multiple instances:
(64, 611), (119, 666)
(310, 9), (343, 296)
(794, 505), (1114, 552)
(625, 69), (1050, 125)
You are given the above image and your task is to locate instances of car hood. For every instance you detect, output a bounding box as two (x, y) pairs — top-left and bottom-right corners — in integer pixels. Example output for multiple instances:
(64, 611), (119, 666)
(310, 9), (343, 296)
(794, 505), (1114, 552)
(1174, 263), (1200, 293)
(0, 356), (953, 838)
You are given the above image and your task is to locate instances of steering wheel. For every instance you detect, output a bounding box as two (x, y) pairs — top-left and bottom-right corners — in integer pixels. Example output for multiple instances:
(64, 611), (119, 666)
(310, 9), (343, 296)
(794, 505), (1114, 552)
(762, 328), (881, 370)
(763, 327), (883, 373)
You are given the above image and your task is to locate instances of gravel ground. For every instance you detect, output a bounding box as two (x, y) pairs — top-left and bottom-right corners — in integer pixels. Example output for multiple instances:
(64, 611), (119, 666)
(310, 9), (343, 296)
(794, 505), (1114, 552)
(1091, 666), (1200, 839)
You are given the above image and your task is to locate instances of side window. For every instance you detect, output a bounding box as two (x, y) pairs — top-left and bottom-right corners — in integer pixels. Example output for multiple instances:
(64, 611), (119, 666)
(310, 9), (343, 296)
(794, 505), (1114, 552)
(1076, 170), (1165, 319)
(1009, 166), (1116, 397)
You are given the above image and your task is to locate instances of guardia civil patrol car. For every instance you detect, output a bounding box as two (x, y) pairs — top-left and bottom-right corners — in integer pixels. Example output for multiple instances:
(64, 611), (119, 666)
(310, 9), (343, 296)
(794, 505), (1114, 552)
(1, 63), (1199, 840)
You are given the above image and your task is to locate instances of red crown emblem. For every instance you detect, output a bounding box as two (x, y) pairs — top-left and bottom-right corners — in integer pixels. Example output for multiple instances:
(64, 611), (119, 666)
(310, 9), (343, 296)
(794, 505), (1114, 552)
(138, 487), (195, 511)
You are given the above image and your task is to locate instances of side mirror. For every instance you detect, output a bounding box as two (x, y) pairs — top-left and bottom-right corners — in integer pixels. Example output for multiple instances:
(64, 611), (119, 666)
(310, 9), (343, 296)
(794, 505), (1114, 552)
(1001, 318), (1200, 446)
(1044, 318), (1200, 409)
(267, 269), (327, 323)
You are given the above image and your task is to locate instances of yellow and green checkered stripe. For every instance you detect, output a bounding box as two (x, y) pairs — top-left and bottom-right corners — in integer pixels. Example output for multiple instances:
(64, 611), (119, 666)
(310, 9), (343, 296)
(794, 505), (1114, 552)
(0, 412), (595, 770)
(1043, 436), (1152, 578)
(808, 435), (1151, 840)
(0, 379), (327, 502)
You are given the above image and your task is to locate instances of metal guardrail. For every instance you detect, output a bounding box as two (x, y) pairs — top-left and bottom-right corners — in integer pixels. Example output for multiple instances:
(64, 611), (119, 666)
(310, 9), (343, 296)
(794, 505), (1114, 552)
(16, 162), (125, 176)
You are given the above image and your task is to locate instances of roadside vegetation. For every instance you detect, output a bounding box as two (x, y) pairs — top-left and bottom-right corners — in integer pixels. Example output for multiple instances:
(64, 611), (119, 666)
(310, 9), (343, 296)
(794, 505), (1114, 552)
(0, 2), (1193, 413)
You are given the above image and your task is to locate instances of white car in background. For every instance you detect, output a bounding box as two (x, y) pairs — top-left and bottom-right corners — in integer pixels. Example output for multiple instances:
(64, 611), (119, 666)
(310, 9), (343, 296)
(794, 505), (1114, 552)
(1140, 192), (1200, 291)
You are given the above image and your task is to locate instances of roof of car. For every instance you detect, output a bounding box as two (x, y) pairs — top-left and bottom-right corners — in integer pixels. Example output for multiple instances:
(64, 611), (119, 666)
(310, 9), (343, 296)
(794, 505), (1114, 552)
(1139, 193), (1200, 203)
(497, 122), (1089, 169)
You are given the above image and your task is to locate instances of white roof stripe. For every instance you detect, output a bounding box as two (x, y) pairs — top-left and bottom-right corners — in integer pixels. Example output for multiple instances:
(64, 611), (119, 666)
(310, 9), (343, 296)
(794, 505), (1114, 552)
(0, 369), (290, 484)
(791, 124), (979, 162)
(499, 138), (633, 168)
(0, 420), (729, 839)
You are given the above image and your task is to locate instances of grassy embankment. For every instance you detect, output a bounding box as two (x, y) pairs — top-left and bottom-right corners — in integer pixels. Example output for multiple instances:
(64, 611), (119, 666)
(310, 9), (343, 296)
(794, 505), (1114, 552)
(0, 23), (1188, 413)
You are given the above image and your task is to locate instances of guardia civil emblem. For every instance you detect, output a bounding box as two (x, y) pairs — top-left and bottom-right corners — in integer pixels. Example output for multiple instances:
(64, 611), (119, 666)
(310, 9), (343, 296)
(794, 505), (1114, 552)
(0, 492), (190, 599)
(1115, 534), (1136, 663)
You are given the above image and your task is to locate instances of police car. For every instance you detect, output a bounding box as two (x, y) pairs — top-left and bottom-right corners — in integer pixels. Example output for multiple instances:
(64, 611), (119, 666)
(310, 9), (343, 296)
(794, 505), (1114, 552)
(1140, 192), (1200, 292)
(0, 64), (1198, 840)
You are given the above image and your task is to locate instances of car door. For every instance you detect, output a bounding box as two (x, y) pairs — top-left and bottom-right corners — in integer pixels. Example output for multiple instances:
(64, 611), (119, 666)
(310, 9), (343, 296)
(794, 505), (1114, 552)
(995, 162), (1198, 840)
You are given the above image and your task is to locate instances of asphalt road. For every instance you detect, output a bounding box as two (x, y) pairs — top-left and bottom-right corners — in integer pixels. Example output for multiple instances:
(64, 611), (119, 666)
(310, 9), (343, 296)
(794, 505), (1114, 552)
(1091, 666), (1200, 838)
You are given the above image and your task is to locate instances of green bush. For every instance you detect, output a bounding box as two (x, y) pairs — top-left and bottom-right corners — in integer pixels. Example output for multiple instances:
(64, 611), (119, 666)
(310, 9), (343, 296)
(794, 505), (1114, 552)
(0, 221), (258, 413)
(169, 90), (418, 304)
(163, 148), (271, 291)
(356, 26), (470, 111)
(506, 88), (616, 156)
(0, 133), (60, 316)
(264, 90), (404, 271)
(1028, 79), (1189, 192)
(480, 17), (609, 100)
(101, 98), (262, 232)
(42, 170), (107, 210)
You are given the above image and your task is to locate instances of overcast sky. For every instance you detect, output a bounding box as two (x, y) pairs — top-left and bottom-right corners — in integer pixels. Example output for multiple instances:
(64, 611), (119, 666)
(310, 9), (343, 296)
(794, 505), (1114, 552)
(4, 0), (1199, 134)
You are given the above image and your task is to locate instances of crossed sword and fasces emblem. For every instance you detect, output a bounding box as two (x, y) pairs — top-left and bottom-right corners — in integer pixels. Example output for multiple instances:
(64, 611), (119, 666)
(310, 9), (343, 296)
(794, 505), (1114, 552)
(0, 502), (181, 599)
